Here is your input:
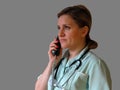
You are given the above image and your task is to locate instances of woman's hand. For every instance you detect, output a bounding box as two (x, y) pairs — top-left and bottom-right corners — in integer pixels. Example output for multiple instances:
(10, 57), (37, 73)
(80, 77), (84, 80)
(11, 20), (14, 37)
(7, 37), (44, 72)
(48, 37), (62, 64)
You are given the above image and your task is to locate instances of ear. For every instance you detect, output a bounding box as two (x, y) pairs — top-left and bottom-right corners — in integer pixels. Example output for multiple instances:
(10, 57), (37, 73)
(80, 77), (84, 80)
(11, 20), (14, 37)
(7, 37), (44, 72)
(81, 26), (89, 37)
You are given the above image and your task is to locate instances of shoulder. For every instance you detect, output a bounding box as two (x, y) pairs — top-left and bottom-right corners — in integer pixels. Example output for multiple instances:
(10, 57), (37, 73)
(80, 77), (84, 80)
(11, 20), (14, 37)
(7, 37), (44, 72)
(85, 51), (110, 74)
(86, 51), (106, 65)
(84, 51), (112, 90)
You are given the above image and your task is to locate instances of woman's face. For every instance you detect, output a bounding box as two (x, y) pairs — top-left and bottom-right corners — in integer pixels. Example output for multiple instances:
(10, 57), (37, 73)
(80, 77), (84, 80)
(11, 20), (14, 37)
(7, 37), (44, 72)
(57, 15), (87, 50)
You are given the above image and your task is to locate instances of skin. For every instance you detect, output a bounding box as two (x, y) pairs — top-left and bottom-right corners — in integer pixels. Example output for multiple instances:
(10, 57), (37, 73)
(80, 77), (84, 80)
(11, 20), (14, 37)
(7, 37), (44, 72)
(57, 15), (89, 59)
(35, 14), (89, 90)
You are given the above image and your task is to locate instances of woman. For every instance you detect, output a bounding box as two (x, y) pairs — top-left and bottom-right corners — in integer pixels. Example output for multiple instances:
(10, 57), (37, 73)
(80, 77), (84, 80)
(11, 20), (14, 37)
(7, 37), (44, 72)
(35, 4), (112, 90)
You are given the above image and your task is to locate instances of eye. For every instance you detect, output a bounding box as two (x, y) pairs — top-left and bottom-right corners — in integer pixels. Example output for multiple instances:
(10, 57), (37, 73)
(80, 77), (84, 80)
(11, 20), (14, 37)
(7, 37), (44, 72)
(64, 25), (71, 30)
(57, 26), (60, 30)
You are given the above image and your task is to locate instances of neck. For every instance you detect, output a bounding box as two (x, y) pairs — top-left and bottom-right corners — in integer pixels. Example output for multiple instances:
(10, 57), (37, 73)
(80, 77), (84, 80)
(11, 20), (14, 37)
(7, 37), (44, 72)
(68, 43), (86, 59)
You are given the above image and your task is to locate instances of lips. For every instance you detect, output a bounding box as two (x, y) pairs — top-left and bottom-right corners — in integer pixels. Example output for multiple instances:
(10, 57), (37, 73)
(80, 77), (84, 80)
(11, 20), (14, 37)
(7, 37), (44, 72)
(59, 39), (66, 44)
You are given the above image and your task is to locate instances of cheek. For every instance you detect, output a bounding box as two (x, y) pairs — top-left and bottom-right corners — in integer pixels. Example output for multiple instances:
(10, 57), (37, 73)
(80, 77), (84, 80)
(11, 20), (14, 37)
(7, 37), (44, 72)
(68, 33), (78, 41)
(66, 36), (75, 47)
(68, 32), (82, 44)
(64, 30), (81, 46)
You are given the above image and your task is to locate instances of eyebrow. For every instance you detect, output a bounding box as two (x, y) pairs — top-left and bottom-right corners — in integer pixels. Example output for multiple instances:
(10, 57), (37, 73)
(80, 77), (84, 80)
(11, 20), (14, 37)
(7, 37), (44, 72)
(57, 23), (71, 27)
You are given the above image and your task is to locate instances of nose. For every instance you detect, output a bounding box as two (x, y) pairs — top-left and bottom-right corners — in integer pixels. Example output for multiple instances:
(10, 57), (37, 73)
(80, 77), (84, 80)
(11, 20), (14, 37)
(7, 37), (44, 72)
(58, 29), (65, 37)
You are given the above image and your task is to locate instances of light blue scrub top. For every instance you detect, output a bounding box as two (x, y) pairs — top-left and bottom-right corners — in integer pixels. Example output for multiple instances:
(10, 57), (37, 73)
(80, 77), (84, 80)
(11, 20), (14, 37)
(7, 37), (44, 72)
(48, 47), (112, 90)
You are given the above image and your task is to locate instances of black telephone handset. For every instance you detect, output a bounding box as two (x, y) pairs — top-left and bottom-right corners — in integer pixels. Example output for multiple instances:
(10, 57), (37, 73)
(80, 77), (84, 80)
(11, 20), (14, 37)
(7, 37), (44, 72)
(52, 36), (61, 56)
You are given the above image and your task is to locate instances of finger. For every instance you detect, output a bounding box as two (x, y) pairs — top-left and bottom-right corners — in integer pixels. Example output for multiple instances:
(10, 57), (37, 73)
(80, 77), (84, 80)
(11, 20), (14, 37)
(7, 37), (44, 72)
(49, 41), (59, 48)
(50, 40), (58, 45)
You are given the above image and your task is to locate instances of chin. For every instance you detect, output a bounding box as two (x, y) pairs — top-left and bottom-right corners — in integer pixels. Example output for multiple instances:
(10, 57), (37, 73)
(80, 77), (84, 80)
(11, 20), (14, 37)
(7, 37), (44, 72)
(61, 44), (68, 49)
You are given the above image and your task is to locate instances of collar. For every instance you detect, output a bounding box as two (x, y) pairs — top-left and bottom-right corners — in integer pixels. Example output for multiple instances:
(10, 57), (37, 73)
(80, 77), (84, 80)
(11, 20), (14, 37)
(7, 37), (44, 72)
(63, 46), (88, 68)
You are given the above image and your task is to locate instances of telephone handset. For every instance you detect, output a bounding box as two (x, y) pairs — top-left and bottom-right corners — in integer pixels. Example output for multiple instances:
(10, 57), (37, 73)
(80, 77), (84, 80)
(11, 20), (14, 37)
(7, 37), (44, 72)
(52, 36), (61, 56)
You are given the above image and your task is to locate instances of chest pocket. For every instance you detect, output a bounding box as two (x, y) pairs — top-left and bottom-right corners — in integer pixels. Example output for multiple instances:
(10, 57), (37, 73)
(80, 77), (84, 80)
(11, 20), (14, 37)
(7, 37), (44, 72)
(68, 72), (89, 90)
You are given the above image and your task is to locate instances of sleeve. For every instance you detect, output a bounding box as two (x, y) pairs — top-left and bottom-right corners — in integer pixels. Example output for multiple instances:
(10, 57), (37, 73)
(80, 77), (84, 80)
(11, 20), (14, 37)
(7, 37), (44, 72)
(88, 59), (112, 90)
(36, 74), (52, 90)
(37, 74), (42, 80)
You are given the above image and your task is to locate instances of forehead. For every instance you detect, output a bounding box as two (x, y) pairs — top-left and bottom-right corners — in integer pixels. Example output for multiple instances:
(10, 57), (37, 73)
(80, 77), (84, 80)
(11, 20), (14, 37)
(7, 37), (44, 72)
(57, 15), (76, 25)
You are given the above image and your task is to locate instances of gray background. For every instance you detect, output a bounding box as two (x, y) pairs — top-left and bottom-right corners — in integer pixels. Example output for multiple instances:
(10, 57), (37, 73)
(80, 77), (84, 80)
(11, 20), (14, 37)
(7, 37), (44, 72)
(0, 0), (119, 90)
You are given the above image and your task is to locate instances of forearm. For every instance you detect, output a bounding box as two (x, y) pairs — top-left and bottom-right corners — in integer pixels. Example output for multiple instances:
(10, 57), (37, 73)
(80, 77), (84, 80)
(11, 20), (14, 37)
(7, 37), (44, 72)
(35, 61), (53, 90)
(35, 37), (62, 90)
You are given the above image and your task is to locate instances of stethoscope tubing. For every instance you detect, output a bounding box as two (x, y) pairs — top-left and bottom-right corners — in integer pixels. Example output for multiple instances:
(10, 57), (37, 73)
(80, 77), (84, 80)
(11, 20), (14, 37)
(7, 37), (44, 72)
(54, 48), (89, 79)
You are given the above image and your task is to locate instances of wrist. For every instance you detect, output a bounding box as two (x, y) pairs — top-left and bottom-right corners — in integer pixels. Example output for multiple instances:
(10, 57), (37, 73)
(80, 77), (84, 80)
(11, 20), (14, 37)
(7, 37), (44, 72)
(48, 59), (55, 67)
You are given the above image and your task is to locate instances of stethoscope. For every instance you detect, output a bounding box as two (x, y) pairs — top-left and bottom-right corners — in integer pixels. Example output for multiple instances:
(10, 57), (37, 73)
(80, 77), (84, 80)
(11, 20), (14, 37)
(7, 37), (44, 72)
(51, 48), (90, 90)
